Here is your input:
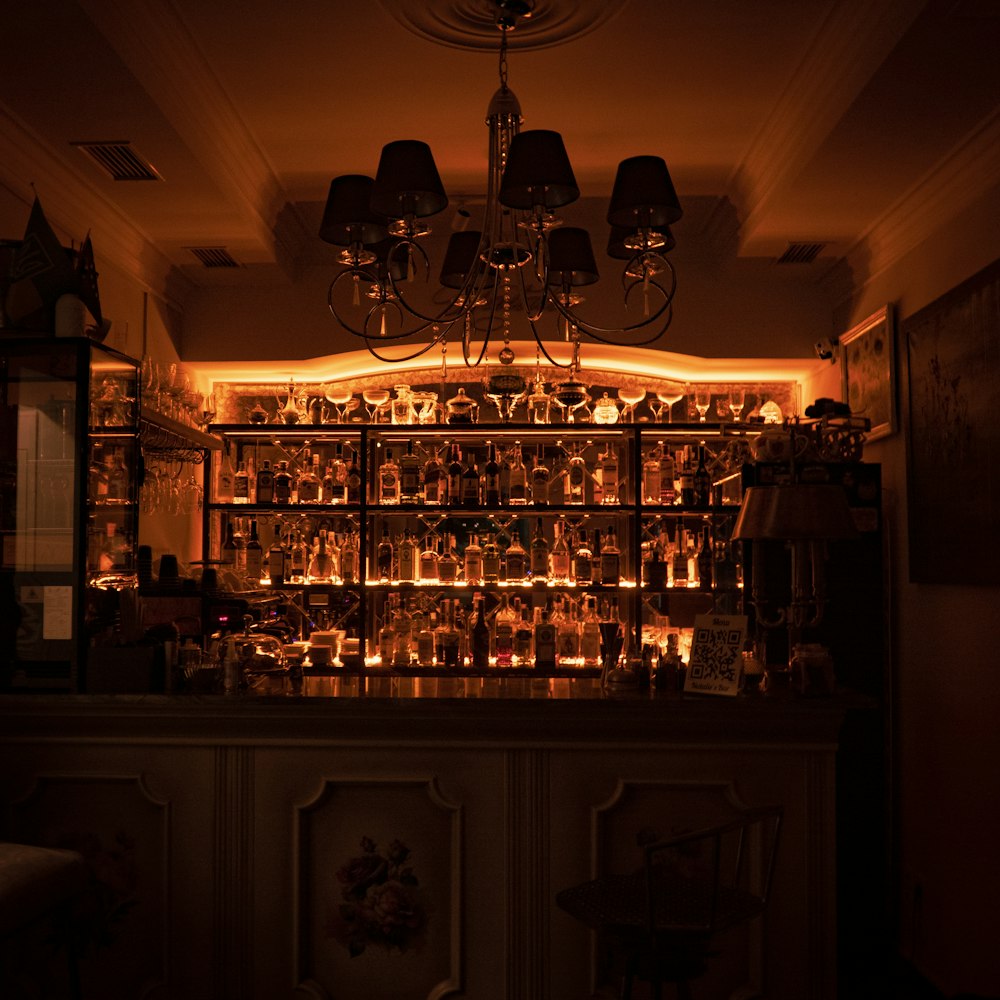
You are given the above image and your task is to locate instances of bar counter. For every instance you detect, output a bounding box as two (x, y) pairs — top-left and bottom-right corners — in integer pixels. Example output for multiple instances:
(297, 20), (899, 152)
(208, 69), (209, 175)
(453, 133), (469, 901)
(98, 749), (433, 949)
(0, 686), (860, 1000)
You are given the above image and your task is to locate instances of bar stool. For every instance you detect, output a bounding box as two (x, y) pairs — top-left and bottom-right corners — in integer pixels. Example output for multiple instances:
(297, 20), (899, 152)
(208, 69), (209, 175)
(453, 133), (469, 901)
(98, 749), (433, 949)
(0, 841), (90, 999)
(556, 806), (783, 1000)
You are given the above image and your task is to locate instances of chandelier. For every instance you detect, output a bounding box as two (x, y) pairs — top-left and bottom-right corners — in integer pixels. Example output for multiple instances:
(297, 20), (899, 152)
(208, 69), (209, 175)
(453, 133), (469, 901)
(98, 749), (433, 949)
(320, 1), (682, 370)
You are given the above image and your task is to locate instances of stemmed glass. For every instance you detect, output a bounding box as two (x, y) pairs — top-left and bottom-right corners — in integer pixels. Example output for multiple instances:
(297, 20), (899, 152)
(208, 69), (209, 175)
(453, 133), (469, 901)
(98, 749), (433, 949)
(616, 387), (646, 423)
(656, 383), (686, 423)
(693, 385), (712, 423)
(199, 392), (217, 430)
(325, 386), (354, 423)
(728, 388), (746, 422)
(362, 388), (390, 423)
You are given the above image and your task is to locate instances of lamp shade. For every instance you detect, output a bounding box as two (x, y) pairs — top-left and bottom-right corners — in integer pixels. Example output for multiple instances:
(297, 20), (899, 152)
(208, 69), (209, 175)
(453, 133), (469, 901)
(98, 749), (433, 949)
(607, 224), (675, 259)
(370, 140), (448, 220)
(319, 175), (388, 246)
(546, 227), (599, 287)
(607, 155), (683, 228)
(732, 485), (860, 541)
(439, 231), (483, 288)
(371, 238), (409, 283)
(499, 129), (580, 210)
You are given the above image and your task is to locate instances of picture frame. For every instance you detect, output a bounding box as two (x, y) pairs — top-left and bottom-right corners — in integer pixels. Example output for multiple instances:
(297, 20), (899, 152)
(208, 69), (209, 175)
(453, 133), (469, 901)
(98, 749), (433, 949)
(840, 304), (896, 441)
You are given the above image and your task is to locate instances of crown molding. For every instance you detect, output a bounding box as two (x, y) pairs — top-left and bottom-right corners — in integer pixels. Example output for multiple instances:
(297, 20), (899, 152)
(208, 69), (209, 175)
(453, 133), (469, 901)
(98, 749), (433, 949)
(0, 100), (190, 308)
(78, 0), (292, 269)
(734, 0), (928, 247)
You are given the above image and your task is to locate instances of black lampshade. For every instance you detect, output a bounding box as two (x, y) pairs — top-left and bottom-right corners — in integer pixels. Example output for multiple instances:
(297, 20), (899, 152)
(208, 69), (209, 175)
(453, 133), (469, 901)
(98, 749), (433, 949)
(607, 224), (675, 259)
(370, 140), (448, 220)
(499, 130), (580, 210)
(440, 231), (484, 288)
(371, 238), (409, 283)
(733, 485), (860, 541)
(606, 155), (683, 228)
(319, 175), (388, 246)
(546, 227), (599, 287)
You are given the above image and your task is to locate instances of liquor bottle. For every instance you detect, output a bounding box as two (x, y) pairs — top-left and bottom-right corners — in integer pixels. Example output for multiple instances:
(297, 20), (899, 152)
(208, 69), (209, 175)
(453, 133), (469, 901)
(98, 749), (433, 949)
(555, 596), (581, 666)
(298, 453), (322, 503)
(482, 533), (500, 583)
(600, 528), (621, 585)
(493, 593), (516, 668)
(580, 595), (601, 667)
(483, 442), (501, 506)
(273, 460), (293, 503)
(505, 531), (527, 583)
(599, 442), (619, 505)
(533, 609), (557, 672)
(391, 598), (412, 668)
(697, 524), (713, 587)
(530, 446), (550, 505)
(256, 460), (274, 503)
(399, 439), (422, 503)
(671, 523), (689, 586)
(471, 594), (490, 670)
(379, 448), (400, 505)
(438, 534), (460, 584)
(289, 529), (307, 583)
(233, 459), (250, 504)
(267, 526), (286, 586)
(323, 444), (344, 504)
(659, 443), (677, 504)
(378, 596), (397, 663)
(232, 518), (247, 574)
(397, 528), (417, 582)
(419, 536), (439, 582)
(498, 446), (512, 504)
(513, 601), (534, 665)
(106, 448), (129, 502)
(308, 530), (334, 582)
(573, 528), (593, 585)
(245, 518), (263, 583)
(678, 448), (695, 506)
(508, 444), (527, 505)
(529, 518), (549, 581)
(221, 519), (237, 566)
(416, 611), (436, 667)
(423, 447), (444, 504)
(550, 520), (572, 583)
(642, 445), (661, 503)
(217, 447), (236, 503)
(693, 444), (712, 508)
(461, 450), (480, 507)
(464, 533), (483, 585)
(345, 446), (362, 504)
(339, 531), (358, 584)
(564, 446), (587, 504)
(447, 444), (464, 506)
(439, 600), (461, 670)
(376, 524), (394, 581)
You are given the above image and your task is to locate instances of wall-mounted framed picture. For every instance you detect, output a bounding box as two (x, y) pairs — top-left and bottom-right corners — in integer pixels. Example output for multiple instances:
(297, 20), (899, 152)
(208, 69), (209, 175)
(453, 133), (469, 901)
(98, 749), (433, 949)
(840, 304), (896, 441)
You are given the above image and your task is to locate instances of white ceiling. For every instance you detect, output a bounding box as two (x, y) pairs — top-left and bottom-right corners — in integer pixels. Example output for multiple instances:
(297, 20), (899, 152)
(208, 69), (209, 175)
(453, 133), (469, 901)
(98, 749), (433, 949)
(1, 0), (999, 312)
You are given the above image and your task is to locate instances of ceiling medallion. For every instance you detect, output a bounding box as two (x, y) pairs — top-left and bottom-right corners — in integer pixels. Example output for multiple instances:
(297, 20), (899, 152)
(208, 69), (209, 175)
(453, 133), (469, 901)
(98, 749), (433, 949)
(376, 0), (630, 51)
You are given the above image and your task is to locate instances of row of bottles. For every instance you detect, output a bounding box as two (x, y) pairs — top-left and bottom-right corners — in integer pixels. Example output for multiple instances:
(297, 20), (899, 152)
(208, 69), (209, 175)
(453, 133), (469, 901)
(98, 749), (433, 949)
(640, 442), (715, 506)
(217, 445), (362, 506)
(641, 522), (742, 591)
(374, 520), (623, 587)
(89, 443), (133, 504)
(221, 517), (359, 586)
(373, 591), (622, 672)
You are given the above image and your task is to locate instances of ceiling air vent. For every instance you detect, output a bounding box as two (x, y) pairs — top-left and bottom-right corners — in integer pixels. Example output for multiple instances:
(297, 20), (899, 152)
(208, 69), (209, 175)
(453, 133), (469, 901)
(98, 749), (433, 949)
(776, 242), (826, 265)
(72, 141), (161, 181)
(187, 247), (241, 269)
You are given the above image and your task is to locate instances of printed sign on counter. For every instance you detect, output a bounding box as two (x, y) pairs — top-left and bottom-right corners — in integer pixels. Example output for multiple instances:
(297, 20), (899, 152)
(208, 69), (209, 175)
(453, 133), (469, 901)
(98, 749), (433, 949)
(686, 614), (747, 697)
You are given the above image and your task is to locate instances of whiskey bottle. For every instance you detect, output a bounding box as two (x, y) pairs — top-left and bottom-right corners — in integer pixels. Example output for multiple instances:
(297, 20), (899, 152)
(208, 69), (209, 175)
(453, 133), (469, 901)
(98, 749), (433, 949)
(378, 595), (397, 663)
(423, 447), (444, 504)
(438, 534), (459, 584)
(379, 448), (400, 505)
(308, 530), (334, 582)
(529, 518), (550, 581)
(289, 529), (307, 583)
(580, 596), (601, 667)
(659, 442), (677, 504)
(599, 442), (620, 505)
(419, 535), (439, 582)
(298, 454), (321, 503)
(564, 446), (586, 504)
(642, 445), (661, 504)
(321, 458), (337, 505)
(345, 447), (362, 505)
(256, 459), (274, 503)
(416, 610), (436, 668)
(464, 533), (483, 585)
(505, 531), (527, 583)
(339, 531), (358, 584)
(678, 448), (695, 506)
(530, 446), (550, 506)
(274, 460), (293, 503)
(600, 528), (621, 585)
(671, 523), (688, 586)
(397, 528), (417, 582)
(508, 443), (528, 505)
(376, 524), (394, 581)
(534, 609), (557, 672)
(573, 528), (593, 585)
(477, 443), (498, 506)
(439, 600), (461, 670)
(498, 446), (512, 504)
(471, 594), (490, 670)
(461, 450), (480, 507)
(555, 596), (581, 666)
(245, 518), (263, 583)
(493, 593), (516, 669)
(221, 519), (237, 566)
(399, 439), (422, 503)
(550, 520), (572, 584)
(267, 526), (286, 586)
(482, 533), (501, 583)
(513, 601), (534, 665)
(391, 598), (412, 668)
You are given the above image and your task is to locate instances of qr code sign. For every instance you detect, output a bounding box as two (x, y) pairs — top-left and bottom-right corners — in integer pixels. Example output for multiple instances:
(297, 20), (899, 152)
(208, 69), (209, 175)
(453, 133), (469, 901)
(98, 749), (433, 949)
(688, 616), (747, 695)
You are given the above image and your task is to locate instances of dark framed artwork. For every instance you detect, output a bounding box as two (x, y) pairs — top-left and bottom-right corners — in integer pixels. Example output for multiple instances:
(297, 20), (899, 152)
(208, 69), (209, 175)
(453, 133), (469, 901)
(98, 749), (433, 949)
(902, 258), (1000, 584)
(841, 305), (895, 440)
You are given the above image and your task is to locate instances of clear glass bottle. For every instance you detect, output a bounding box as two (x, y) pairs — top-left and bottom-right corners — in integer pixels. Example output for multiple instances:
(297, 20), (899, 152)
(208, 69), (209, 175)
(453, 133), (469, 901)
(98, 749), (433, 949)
(345, 446), (362, 505)
(530, 445), (550, 506)
(217, 446), (236, 503)
(493, 593), (516, 669)
(308, 530), (334, 582)
(555, 596), (581, 667)
(438, 534), (460, 584)
(416, 610), (436, 667)
(659, 442), (677, 504)
(513, 600), (534, 665)
(550, 520), (572, 584)
(399, 439), (422, 503)
(439, 599), (461, 670)
(508, 443), (528, 505)
(391, 598), (412, 668)
(267, 526), (286, 586)
(642, 445), (661, 504)
(464, 533), (483, 585)
(533, 609), (557, 672)
(600, 527), (621, 585)
(599, 441), (619, 505)
(379, 447), (400, 505)
(273, 460), (293, 503)
(564, 445), (587, 504)
(573, 527), (593, 585)
(423, 446), (444, 504)
(505, 531), (527, 583)
(580, 595), (601, 667)
(671, 523), (688, 586)
(288, 529), (307, 583)
(397, 527), (417, 582)
(482, 533), (500, 583)
(419, 535), (440, 582)
(233, 459), (249, 504)
(339, 530), (358, 584)
(376, 524), (394, 582)
(529, 518), (550, 581)
(297, 453), (321, 503)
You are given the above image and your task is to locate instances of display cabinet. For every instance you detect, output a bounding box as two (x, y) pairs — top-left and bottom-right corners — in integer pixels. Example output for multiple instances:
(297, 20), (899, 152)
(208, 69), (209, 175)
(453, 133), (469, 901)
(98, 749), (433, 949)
(204, 419), (758, 676)
(0, 336), (139, 690)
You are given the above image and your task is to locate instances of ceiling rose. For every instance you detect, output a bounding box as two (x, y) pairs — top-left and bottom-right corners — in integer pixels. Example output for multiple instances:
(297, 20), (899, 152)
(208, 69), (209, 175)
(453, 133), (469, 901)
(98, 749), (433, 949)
(376, 0), (629, 51)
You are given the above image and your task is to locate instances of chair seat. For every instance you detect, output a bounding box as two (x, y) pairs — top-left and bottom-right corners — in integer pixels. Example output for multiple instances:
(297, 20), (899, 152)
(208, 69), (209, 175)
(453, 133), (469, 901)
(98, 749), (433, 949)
(0, 842), (89, 937)
(556, 872), (765, 935)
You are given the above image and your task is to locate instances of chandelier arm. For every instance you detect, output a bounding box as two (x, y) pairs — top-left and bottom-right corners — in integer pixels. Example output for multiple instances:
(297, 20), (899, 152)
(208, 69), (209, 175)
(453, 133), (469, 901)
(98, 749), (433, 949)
(360, 326), (448, 365)
(381, 239), (470, 328)
(527, 318), (575, 369)
(327, 268), (400, 340)
(462, 266), (504, 367)
(544, 286), (674, 345)
(621, 253), (678, 304)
